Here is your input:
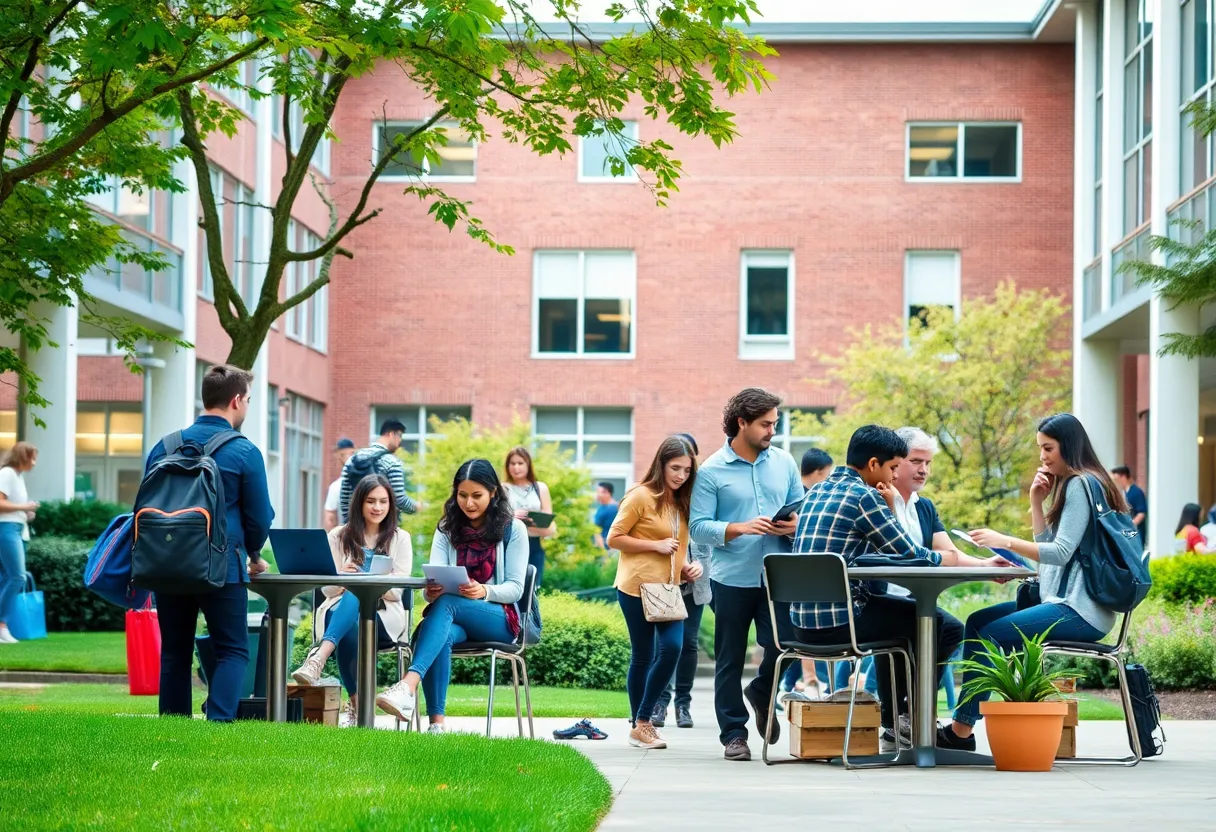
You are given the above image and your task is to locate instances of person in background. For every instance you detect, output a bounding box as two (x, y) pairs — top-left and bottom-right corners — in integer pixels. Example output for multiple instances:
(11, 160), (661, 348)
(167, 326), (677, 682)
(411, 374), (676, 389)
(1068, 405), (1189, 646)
(375, 459), (528, 731)
(292, 474), (413, 726)
(323, 438), (357, 531)
(0, 442), (38, 645)
(652, 434), (712, 731)
(503, 446), (557, 588)
(593, 482), (620, 550)
(690, 388), (803, 762)
(609, 436), (697, 750)
(1174, 503), (1210, 554)
(944, 413), (1123, 751)
(1111, 465), (1147, 549)
(339, 420), (420, 524)
(149, 364), (274, 722)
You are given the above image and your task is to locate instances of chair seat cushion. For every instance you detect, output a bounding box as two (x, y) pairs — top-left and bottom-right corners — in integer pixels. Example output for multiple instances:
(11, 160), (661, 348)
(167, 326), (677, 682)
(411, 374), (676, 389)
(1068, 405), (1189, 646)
(1045, 640), (1117, 655)
(452, 640), (522, 654)
(783, 638), (908, 656)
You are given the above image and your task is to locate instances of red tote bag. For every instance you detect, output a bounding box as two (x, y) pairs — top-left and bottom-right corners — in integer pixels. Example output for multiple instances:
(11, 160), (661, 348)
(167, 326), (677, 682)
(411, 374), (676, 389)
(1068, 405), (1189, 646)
(126, 602), (161, 696)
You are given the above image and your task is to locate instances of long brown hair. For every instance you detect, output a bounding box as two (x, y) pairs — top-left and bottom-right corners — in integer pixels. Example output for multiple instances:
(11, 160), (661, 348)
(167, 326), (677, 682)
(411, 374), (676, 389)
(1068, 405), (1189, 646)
(504, 445), (538, 488)
(633, 436), (698, 523)
(0, 442), (36, 471)
(1038, 414), (1128, 529)
(338, 474), (399, 566)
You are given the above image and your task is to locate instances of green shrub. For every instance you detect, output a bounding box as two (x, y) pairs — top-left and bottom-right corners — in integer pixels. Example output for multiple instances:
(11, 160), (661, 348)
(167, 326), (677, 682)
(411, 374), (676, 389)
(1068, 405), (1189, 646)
(25, 536), (126, 632)
(544, 557), (617, 594)
(30, 500), (129, 542)
(1149, 554), (1216, 604)
(1129, 600), (1216, 690)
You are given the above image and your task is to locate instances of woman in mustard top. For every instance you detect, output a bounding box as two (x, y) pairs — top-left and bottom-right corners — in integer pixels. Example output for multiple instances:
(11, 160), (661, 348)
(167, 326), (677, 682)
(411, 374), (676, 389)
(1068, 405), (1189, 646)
(608, 436), (701, 750)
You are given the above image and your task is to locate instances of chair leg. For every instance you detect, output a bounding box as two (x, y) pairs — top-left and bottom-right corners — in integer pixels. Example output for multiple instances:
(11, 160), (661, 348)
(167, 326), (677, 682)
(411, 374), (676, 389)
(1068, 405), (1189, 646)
(395, 645), (406, 733)
(762, 653), (789, 765)
(511, 658), (524, 738)
(1044, 651), (1140, 766)
(485, 651), (498, 738)
(519, 658), (535, 739)
(899, 647), (916, 751)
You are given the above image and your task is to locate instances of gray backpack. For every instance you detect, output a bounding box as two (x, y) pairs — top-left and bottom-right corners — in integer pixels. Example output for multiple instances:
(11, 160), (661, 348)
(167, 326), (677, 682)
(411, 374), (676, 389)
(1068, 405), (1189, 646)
(131, 429), (242, 594)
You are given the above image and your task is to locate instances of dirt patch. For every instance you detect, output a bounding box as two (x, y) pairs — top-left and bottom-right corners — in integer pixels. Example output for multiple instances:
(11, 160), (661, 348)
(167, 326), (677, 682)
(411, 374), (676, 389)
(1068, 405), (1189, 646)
(1088, 688), (1216, 720)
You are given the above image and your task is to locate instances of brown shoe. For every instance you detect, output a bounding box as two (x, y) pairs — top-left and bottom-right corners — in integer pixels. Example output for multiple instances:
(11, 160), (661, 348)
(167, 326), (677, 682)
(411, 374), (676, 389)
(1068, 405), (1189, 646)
(724, 737), (752, 761)
(744, 681), (780, 744)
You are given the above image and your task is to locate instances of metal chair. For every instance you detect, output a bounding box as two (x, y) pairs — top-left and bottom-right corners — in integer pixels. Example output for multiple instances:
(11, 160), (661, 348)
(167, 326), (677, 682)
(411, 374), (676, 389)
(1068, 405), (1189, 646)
(310, 587), (417, 731)
(1042, 609), (1142, 766)
(762, 554), (916, 768)
(447, 564), (538, 738)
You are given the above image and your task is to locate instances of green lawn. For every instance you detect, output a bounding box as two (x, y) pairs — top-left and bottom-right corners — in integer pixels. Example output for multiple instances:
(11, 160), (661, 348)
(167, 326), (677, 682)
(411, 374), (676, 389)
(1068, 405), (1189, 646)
(0, 711), (611, 831)
(935, 689), (1126, 721)
(0, 632), (127, 674)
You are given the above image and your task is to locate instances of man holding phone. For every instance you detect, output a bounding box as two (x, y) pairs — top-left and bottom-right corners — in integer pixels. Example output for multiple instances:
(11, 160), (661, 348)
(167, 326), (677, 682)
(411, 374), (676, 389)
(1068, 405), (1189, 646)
(690, 389), (804, 762)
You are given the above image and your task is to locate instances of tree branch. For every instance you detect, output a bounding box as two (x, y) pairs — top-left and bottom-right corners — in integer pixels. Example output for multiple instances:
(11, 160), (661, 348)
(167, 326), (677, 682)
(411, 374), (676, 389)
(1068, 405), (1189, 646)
(0, 0), (78, 157)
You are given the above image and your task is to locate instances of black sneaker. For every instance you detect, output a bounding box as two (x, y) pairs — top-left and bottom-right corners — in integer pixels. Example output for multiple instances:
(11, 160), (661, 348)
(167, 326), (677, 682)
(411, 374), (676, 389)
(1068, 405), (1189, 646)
(743, 681), (780, 744)
(724, 737), (752, 761)
(651, 706), (666, 728)
(937, 724), (977, 751)
(676, 704), (693, 728)
(552, 718), (608, 740)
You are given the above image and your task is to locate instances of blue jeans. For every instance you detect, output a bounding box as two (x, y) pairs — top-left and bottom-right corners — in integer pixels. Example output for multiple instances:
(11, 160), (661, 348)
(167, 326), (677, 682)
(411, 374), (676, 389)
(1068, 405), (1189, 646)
(953, 601), (1104, 727)
(156, 582), (249, 721)
(0, 523), (26, 623)
(654, 598), (705, 712)
(321, 593), (390, 698)
(618, 590), (684, 724)
(409, 594), (514, 717)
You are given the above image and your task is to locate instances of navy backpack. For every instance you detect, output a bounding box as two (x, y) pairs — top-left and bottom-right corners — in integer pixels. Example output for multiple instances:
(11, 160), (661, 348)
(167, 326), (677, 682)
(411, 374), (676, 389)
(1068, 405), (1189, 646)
(1060, 475), (1152, 613)
(83, 512), (151, 609)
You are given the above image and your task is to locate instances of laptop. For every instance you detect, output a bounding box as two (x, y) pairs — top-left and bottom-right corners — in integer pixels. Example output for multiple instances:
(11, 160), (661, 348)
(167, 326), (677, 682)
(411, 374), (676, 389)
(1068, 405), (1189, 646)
(269, 529), (337, 576)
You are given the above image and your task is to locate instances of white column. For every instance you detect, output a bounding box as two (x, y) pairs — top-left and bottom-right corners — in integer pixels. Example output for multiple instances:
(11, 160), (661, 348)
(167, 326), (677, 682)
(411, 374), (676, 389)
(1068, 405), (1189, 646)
(23, 302), (78, 501)
(1076, 341), (1123, 464)
(1147, 0), (1196, 557)
(1100, 0), (1125, 310)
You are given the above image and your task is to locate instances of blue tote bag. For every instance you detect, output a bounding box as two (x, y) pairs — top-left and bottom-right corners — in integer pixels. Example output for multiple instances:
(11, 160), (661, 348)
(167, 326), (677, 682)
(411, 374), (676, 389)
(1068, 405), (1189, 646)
(7, 571), (47, 641)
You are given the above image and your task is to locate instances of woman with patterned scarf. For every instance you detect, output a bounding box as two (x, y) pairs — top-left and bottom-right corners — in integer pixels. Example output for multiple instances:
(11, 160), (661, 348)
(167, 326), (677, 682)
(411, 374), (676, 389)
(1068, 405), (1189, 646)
(375, 459), (529, 731)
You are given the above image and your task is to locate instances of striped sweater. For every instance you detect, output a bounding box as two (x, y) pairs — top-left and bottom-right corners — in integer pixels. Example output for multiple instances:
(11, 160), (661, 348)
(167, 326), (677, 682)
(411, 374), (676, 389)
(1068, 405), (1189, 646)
(337, 442), (418, 523)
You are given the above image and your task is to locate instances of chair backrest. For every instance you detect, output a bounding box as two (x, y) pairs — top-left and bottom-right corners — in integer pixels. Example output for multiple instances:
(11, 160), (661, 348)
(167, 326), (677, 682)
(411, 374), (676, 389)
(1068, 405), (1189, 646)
(1111, 607), (1135, 652)
(763, 553), (851, 606)
(517, 564), (538, 651)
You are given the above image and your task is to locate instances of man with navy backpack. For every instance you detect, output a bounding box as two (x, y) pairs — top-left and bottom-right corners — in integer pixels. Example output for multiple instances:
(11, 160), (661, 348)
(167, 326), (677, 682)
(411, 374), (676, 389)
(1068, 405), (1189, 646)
(145, 364), (274, 722)
(337, 419), (420, 523)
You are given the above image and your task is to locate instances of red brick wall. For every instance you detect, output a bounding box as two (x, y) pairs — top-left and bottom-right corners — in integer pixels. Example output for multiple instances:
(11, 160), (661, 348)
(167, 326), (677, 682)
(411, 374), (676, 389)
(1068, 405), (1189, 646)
(324, 42), (1076, 478)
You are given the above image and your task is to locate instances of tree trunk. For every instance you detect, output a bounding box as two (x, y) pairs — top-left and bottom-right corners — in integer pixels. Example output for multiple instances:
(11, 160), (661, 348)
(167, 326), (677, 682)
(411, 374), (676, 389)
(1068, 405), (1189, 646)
(225, 331), (263, 371)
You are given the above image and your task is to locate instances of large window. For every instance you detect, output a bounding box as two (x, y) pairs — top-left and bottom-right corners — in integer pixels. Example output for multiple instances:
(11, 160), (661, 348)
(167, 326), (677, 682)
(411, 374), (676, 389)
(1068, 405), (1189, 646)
(1123, 0), (1153, 234)
(579, 120), (639, 182)
(74, 403), (144, 505)
(1094, 1), (1105, 258)
(199, 165), (255, 306)
(283, 222), (328, 352)
(88, 179), (174, 241)
(0, 410), (16, 449)
(369, 405), (471, 462)
(534, 250), (635, 357)
(1182, 0), (1216, 196)
(774, 408), (829, 463)
(904, 251), (960, 332)
(533, 407), (633, 497)
(375, 122), (476, 181)
(267, 384), (281, 455)
(739, 250), (794, 360)
(907, 123), (1021, 180)
(283, 393), (324, 528)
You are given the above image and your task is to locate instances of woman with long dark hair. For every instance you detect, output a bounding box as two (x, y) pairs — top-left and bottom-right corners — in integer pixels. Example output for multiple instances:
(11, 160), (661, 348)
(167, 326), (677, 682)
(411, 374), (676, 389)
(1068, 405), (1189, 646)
(608, 436), (698, 750)
(939, 413), (1128, 750)
(291, 474), (413, 726)
(503, 446), (556, 587)
(1174, 503), (1210, 554)
(375, 459), (529, 731)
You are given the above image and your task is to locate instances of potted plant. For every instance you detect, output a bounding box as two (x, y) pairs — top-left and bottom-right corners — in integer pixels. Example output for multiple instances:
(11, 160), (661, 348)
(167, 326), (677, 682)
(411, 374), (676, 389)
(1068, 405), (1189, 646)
(957, 627), (1072, 772)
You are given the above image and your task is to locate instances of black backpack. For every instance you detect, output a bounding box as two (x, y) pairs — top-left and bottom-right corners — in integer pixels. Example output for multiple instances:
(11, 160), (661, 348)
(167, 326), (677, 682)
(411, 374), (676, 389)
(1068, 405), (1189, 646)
(343, 448), (390, 506)
(1060, 475), (1152, 613)
(1126, 663), (1165, 758)
(131, 429), (243, 594)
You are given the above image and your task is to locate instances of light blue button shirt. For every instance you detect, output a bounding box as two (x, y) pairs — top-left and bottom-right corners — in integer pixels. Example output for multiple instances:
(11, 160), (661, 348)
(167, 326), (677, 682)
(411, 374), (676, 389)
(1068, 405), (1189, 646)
(689, 441), (804, 588)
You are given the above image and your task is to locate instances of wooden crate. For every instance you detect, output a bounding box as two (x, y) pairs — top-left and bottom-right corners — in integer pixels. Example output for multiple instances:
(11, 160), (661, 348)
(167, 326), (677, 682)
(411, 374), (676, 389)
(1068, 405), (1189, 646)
(287, 684), (340, 726)
(1063, 699), (1079, 728)
(787, 700), (881, 759)
(1056, 725), (1077, 759)
(1053, 677), (1078, 694)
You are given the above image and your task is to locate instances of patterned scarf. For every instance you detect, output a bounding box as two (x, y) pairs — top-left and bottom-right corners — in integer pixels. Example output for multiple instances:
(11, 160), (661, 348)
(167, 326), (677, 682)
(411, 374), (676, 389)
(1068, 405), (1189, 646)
(455, 525), (520, 638)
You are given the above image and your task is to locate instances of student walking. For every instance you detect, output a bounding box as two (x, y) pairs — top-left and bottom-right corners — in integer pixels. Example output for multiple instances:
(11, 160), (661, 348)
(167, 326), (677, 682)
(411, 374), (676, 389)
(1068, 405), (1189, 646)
(689, 389), (804, 761)
(339, 420), (420, 524)
(0, 442), (38, 644)
(292, 474), (413, 726)
(149, 364), (274, 722)
(609, 436), (698, 750)
(374, 460), (529, 731)
(503, 446), (556, 588)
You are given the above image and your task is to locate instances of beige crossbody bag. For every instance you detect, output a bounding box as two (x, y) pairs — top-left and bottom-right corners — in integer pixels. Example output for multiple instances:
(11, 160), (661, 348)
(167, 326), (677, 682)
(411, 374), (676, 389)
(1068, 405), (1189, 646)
(638, 508), (688, 623)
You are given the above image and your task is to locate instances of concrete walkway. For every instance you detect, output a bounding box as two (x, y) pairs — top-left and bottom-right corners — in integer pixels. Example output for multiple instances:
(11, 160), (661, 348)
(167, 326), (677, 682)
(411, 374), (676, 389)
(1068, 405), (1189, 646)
(412, 677), (1216, 829)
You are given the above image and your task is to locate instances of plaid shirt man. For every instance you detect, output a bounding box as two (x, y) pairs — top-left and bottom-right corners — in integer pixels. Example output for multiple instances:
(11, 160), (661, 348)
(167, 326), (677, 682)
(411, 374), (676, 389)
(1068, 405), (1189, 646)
(790, 467), (940, 629)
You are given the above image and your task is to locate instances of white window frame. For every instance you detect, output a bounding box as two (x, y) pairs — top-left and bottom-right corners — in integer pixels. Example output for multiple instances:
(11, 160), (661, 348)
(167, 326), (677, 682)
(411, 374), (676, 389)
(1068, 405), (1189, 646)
(283, 392), (324, 528)
(774, 408), (827, 458)
(1122, 0), (1153, 235)
(905, 122), (1023, 183)
(532, 407), (634, 491)
(369, 405), (471, 464)
(1180, 0), (1212, 199)
(578, 120), (640, 183)
(372, 121), (477, 183)
(903, 250), (962, 337)
(532, 250), (637, 360)
(738, 250), (795, 361)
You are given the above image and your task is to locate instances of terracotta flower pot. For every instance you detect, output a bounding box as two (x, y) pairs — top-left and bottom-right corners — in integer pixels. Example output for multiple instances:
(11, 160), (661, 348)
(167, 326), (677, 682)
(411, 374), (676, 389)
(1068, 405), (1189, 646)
(980, 700), (1068, 772)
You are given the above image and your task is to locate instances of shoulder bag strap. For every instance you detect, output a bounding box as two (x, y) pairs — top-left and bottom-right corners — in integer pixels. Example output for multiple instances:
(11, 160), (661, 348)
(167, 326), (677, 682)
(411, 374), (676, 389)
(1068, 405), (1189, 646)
(202, 429), (244, 457)
(668, 508), (679, 584)
(162, 431), (185, 456)
(1059, 474), (1103, 590)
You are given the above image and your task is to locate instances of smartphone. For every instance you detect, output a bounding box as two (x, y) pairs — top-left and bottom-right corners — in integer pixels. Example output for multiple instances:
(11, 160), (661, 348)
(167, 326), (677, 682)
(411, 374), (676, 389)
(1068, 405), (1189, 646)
(771, 497), (805, 524)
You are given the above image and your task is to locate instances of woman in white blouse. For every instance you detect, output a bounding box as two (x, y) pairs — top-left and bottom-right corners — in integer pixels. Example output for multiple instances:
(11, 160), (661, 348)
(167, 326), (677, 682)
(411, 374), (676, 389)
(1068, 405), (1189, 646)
(0, 443), (38, 644)
(503, 446), (556, 587)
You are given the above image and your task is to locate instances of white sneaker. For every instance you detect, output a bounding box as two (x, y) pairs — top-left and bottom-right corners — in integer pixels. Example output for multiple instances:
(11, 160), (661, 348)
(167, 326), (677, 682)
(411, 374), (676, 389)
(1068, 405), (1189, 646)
(879, 714), (913, 753)
(290, 647), (325, 686)
(427, 723), (446, 734)
(0, 626), (17, 644)
(375, 680), (416, 722)
(339, 701), (358, 728)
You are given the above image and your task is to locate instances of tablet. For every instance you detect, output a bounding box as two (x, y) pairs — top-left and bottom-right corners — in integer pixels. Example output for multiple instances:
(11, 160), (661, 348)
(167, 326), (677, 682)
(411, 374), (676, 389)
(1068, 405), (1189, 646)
(369, 555), (393, 575)
(423, 564), (471, 595)
(772, 497), (804, 524)
(527, 511), (556, 529)
(950, 529), (1029, 568)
